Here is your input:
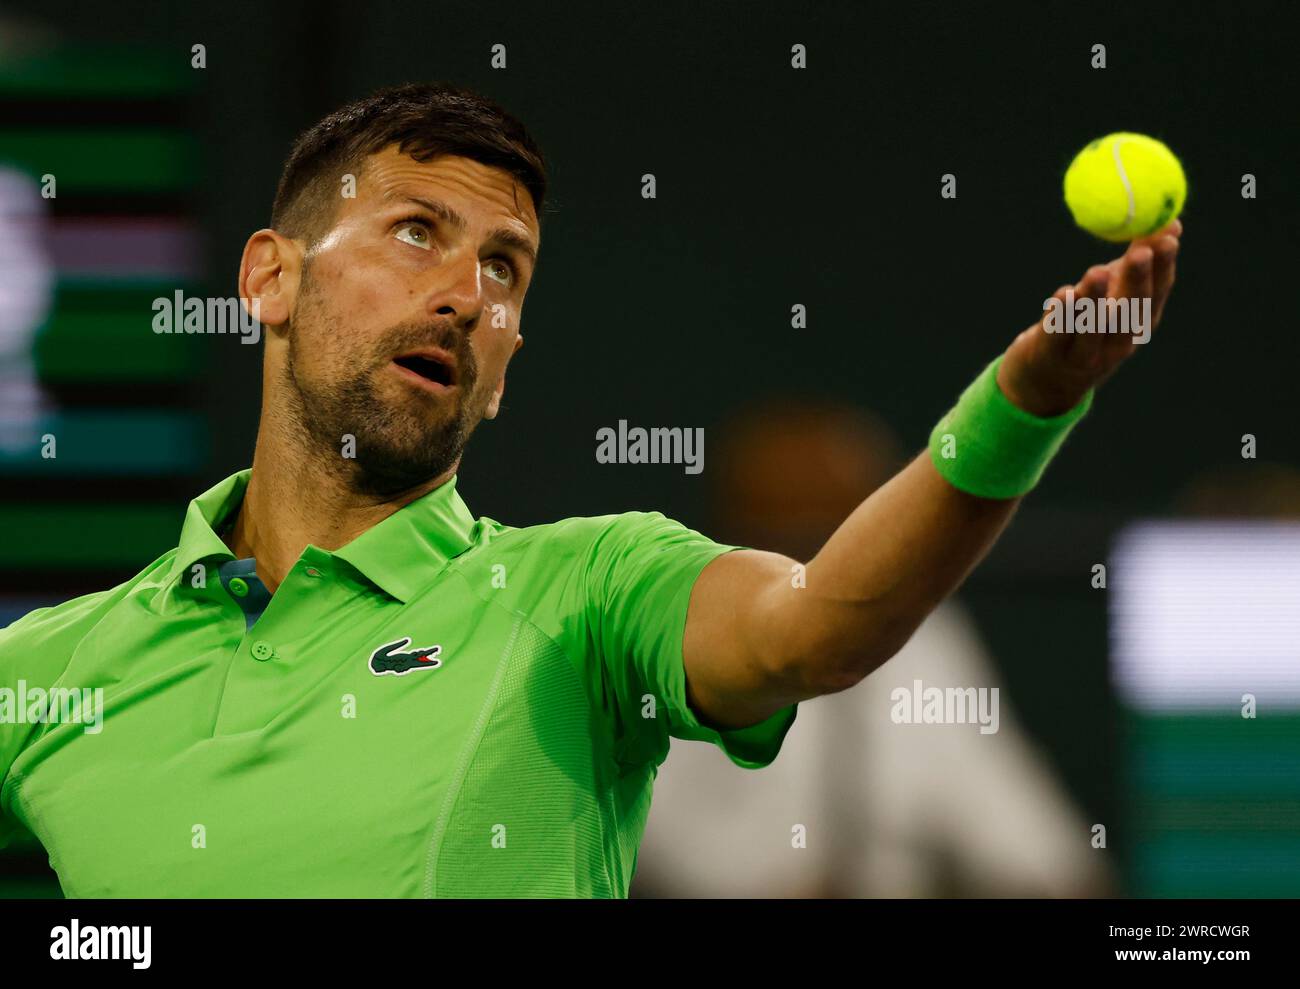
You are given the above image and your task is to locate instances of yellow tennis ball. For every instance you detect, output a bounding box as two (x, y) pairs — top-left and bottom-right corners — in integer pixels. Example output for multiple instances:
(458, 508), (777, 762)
(1063, 132), (1186, 242)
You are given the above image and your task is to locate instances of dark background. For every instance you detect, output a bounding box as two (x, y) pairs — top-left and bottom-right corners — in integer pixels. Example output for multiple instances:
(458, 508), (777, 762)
(1, 0), (1297, 894)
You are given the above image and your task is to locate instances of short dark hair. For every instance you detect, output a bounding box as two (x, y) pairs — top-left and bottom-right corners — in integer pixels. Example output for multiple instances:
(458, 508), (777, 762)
(270, 82), (547, 244)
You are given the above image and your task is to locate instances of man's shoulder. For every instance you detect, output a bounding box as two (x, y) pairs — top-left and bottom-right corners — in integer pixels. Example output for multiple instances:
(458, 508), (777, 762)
(0, 551), (179, 655)
(444, 510), (709, 606)
(463, 509), (693, 561)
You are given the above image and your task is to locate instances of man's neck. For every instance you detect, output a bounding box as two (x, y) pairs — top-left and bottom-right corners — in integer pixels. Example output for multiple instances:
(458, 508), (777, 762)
(222, 427), (455, 594)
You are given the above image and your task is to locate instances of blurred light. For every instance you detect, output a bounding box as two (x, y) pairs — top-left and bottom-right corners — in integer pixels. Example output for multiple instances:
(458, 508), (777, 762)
(0, 166), (53, 452)
(1111, 521), (1300, 711)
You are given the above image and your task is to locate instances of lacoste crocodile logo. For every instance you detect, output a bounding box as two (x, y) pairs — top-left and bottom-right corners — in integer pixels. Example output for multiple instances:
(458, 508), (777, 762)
(368, 636), (443, 676)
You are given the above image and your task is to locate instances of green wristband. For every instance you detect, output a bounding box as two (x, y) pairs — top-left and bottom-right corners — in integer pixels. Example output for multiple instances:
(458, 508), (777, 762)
(928, 356), (1093, 499)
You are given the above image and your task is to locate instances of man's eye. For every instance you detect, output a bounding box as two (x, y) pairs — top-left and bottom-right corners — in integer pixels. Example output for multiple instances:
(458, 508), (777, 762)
(394, 221), (432, 249)
(485, 259), (514, 286)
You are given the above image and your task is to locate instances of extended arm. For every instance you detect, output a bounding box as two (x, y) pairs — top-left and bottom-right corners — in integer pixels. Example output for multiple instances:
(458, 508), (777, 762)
(683, 222), (1181, 729)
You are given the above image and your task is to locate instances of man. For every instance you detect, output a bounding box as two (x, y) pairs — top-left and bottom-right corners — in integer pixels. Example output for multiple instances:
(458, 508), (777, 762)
(0, 82), (1181, 897)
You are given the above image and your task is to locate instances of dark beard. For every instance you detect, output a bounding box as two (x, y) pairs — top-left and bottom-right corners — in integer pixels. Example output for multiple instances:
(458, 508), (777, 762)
(283, 312), (482, 499)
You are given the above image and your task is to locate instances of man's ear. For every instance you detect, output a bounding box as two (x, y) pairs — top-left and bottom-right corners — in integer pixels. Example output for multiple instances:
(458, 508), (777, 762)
(239, 229), (302, 330)
(483, 333), (524, 420)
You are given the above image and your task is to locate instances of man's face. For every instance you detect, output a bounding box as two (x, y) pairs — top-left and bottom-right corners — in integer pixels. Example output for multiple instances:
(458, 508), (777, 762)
(275, 146), (539, 497)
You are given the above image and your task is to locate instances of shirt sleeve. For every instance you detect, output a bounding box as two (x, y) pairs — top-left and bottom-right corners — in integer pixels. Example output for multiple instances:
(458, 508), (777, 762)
(0, 590), (112, 850)
(578, 511), (797, 770)
(0, 606), (54, 849)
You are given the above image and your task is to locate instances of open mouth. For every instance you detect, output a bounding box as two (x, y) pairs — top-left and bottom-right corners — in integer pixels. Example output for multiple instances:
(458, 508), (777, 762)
(392, 352), (456, 389)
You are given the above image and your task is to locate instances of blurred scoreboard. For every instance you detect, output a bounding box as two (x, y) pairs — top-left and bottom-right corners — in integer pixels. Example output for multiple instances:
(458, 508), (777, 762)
(0, 40), (209, 596)
(0, 39), (210, 896)
(1111, 521), (1300, 897)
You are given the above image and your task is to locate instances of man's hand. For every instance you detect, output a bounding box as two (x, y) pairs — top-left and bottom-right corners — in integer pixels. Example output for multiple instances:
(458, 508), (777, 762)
(997, 219), (1183, 417)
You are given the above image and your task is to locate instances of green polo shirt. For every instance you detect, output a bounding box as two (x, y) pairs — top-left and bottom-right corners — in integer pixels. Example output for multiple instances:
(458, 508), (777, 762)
(0, 469), (796, 897)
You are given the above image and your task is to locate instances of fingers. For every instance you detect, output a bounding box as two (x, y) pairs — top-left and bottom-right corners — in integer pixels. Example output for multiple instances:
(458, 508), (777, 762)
(1120, 242), (1155, 302)
(1130, 218), (1182, 252)
(1119, 218), (1181, 326)
(1110, 218), (1181, 272)
(1075, 263), (1111, 301)
(1138, 217), (1183, 242)
(1150, 233), (1179, 324)
(1037, 267), (1109, 366)
(1036, 282), (1074, 342)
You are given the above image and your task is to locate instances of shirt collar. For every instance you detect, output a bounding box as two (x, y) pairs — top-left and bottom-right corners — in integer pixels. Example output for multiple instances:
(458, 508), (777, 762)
(169, 469), (248, 584)
(169, 468), (479, 603)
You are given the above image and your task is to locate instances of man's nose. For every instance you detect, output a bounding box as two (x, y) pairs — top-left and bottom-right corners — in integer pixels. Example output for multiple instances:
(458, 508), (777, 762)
(427, 250), (484, 328)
